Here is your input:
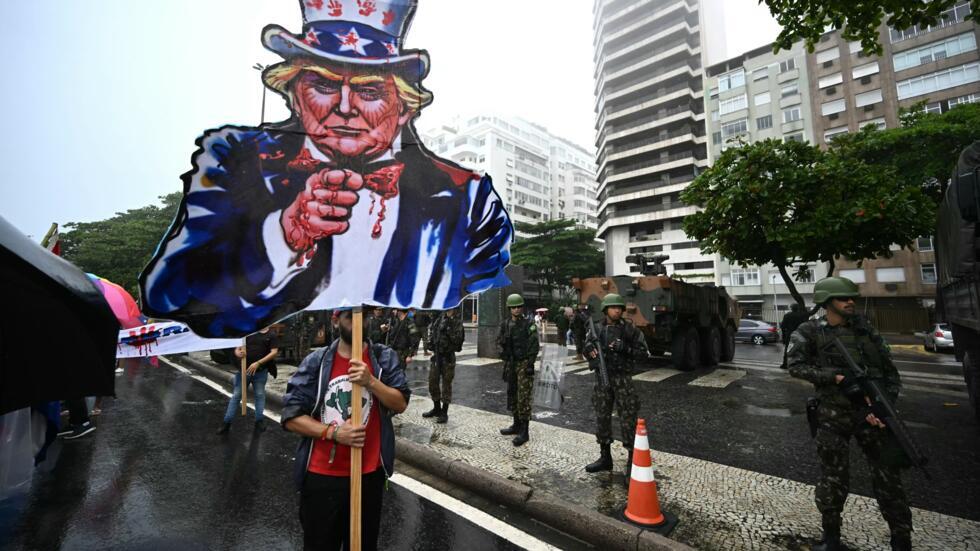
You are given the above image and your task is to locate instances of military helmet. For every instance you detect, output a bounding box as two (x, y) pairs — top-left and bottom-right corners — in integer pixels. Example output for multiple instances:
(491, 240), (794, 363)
(600, 293), (626, 311)
(506, 294), (525, 307)
(812, 276), (860, 305)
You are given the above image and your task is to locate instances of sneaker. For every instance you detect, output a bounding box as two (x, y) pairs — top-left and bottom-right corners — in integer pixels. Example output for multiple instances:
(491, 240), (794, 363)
(63, 422), (96, 440)
(56, 425), (74, 437)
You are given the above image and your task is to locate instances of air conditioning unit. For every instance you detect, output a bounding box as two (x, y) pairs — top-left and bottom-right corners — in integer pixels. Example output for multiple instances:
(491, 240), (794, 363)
(864, 104), (875, 112)
(823, 60), (834, 68)
(828, 113), (839, 120)
(826, 87), (836, 95)
(860, 75), (872, 85)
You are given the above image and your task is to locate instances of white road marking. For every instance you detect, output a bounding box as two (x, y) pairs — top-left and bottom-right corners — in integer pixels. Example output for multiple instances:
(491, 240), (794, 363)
(458, 357), (502, 366)
(634, 368), (685, 382)
(689, 369), (747, 388)
(389, 473), (561, 551)
(159, 356), (281, 423)
(902, 384), (969, 399)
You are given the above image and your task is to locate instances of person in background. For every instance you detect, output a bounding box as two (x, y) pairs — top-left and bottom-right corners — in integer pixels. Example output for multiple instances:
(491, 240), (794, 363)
(217, 326), (279, 434)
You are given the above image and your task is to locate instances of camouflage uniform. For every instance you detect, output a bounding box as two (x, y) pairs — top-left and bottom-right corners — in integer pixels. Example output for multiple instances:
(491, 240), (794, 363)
(497, 315), (539, 421)
(428, 312), (464, 404)
(571, 310), (588, 356)
(590, 319), (648, 448)
(787, 315), (912, 539)
(386, 315), (418, 369)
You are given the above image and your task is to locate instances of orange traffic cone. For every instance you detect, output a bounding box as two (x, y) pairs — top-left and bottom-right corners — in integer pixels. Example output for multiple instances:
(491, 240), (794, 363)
(622, 419), (678, 534)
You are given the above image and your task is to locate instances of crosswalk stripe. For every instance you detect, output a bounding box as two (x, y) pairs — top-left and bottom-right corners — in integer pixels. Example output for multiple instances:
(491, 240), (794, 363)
(688, 369), (747, 388)
(634, 368), (685, 382)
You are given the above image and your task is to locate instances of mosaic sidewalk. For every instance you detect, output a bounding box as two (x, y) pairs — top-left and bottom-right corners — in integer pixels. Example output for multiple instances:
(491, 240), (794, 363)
(395, 396), (980, 551)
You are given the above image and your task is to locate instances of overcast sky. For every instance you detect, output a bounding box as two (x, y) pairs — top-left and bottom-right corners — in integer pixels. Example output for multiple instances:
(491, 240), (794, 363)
(0, 0), (779, 240)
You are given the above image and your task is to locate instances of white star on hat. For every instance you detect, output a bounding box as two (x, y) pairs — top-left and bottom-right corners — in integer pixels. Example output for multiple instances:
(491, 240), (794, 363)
(334, 27), (373, 56)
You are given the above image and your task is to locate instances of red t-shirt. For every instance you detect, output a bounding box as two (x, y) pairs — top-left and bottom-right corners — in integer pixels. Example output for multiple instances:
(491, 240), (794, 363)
(308, 349), (381, 476)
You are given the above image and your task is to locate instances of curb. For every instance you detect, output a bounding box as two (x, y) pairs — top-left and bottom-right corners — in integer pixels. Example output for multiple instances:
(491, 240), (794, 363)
(167, 354), (691, 551)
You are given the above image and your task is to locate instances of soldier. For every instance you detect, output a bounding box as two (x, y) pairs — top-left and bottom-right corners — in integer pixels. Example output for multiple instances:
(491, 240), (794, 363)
(571, 305), (589, 360)
(496, 294), (539, 446)
(366, 308), (387, 345)
(787, 277), (912, 551)
(422, 308), (465, 423)
(583, 293), (648, 477)
(385, 309), (419, 370)
(780, 302), (810, 369)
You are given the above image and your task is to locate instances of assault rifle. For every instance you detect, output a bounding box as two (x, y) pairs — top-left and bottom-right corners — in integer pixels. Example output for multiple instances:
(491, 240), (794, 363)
(586, 317), (610, 390)
(825, 337), (931, 479)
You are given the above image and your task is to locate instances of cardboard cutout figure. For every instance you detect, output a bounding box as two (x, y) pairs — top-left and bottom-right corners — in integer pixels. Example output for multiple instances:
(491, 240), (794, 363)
(140, 0), (513, 338)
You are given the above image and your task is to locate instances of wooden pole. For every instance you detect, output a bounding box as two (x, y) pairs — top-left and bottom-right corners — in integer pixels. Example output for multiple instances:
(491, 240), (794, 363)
(240, 337), (248, 416)
(350, 307), (363, 551)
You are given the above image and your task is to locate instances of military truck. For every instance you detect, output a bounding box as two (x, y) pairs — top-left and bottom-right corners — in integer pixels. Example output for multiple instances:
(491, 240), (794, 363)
(572, 254), (741, 371)
(935, 140), (980, 423)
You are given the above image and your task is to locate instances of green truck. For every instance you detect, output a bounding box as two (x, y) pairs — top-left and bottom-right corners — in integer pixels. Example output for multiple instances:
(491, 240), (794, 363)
(936, 140), (980, 423)
(572, 254), (741, 371)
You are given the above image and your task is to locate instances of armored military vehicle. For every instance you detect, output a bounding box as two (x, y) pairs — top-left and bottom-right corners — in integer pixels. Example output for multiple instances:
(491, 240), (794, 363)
(935, 140), (980, 423)
(572, 254), (740, 371)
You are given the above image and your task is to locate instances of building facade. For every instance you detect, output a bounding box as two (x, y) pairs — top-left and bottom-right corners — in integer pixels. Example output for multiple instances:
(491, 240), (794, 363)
(806, 2), (978, 319)
(703, 41), (828, 315)
(592, 0), (711, 279)
(420, 115), (598, 231)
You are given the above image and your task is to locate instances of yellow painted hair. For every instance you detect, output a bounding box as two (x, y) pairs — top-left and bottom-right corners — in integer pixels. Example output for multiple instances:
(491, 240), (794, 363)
(263, 58), (432, 113)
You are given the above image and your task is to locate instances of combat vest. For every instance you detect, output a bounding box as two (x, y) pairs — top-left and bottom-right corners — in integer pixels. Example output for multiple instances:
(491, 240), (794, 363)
(812, 316), (886, 401)
(501, 316), (535, 362)
(600, 320), (637, 372)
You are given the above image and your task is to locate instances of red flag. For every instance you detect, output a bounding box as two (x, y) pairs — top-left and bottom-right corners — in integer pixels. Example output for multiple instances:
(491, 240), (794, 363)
(40, 223), (61, 256)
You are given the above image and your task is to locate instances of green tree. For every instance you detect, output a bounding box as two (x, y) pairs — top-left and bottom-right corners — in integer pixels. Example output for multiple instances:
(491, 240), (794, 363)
(510, 219), (604, 302)
(830, 102), (980, 201)
(763, 0), (979, 55)
(680, 139), (935, 306)
(62, 193), (182, 297)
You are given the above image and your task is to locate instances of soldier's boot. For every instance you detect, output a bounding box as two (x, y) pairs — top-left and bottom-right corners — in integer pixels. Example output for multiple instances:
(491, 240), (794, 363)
(584, 444), (613, 473)
(499, 415), (520, 435)
(889, 533), (911, 551)
(422, 400), (441, 418)
(813, 513), (842, 551)
(512, 420), (529, 447)
(436, 403), (449, 424)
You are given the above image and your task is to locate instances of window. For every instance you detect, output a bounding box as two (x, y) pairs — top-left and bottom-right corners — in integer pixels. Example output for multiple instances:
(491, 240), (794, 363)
(893, 33), (977, 72)
(781, 83), (799, 98)
(950, 93), (980, 107)
(921, 263), (938, 284)
(709, 86), (719, 98)
(816, 47), (840, 64)
(839, 269), (866, 283)
(721, 118), (748, 138)
(756, 115), (773, 130)
(753, 67), (770, 80)
(859, 117), (887, 130)
(897, 62), (980, 100)
(754, 91), (771, 106)
(890, 2), (972, 43)
(719, 93), (748, 115)
(824, 126), (849, 141)
(819, 72), (843, 89)
(852, 61), (880, 79)
(711, 109), (720, 121)
(821, 98), (846, 116)
(779, 58), (797, 73)
(712, 131), (722, 145)
(876, 267), (906, 282)
(782, 106), (802, 123)
(718, 69), (746, 92)
(855, 89), (883, 107)
(784, 133), (804, 143)
(848, 40), (864, 54)
(730, 267), (760, 286)
(917, 236), (934, 251)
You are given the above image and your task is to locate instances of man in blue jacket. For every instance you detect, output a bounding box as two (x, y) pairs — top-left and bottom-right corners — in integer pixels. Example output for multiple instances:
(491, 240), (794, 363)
(282, 308), (410, 550)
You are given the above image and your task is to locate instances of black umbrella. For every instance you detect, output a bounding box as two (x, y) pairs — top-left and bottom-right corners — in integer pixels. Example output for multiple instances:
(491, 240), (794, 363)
(0, 215), (119, 415)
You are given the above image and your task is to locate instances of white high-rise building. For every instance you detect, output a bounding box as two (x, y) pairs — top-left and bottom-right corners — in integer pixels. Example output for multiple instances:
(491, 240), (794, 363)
(421, 115), (598, 231)
(592, 0), (712, 279)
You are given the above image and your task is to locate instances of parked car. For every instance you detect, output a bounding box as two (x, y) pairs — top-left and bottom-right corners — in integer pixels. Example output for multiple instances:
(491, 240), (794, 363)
(736, 319), (780, 345)
(923, 323), (954, 352)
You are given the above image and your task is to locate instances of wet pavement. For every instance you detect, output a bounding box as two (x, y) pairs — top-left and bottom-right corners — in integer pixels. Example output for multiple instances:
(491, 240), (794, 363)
(0, 362), (551, 551)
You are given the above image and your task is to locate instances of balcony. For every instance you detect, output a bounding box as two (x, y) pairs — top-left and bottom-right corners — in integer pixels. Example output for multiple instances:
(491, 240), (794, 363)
(595, 0), (694, 63)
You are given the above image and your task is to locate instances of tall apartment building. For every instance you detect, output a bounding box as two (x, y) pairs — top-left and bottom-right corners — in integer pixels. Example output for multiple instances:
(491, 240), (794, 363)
(703, 41), (828, 315)
(420, 115), (598, 231)
(592, 0), (711, 279)
(806, 2), (978, 317)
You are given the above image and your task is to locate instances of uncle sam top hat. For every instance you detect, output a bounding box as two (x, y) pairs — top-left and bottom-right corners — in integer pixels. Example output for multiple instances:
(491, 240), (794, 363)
(263, 0), (429, 78)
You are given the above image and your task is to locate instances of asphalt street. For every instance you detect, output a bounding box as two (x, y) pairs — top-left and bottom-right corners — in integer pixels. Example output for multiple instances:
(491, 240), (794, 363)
(0, 360), (566, 551)
(421, 329), (980, 522)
